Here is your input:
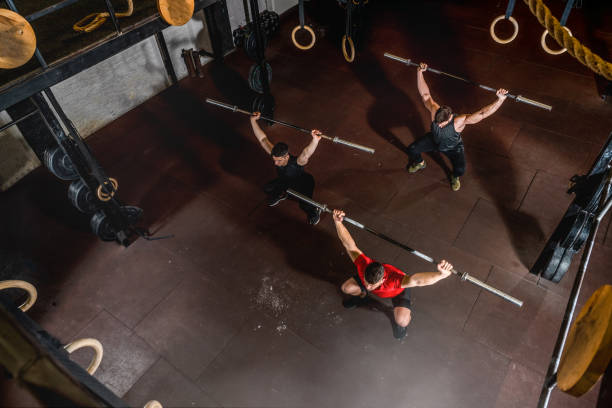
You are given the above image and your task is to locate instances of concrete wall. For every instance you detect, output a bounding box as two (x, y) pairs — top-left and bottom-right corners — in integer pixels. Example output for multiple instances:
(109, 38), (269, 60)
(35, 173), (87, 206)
(0, 1), (297, 191)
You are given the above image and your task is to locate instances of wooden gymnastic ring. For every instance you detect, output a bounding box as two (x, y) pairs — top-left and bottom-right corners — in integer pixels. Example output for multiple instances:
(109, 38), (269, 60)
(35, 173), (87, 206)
(541, 26), (572, 55)
(64, 338), (104, 375)
(0, 9), (36, 69)
(291, 25), (316, 50)
(489, 15), (519, 44)
(342, 35), (355, 62)
(96, 178), (118, 202)
(157, 0), (194, 26)
(144, 401), (163, 408)
(557, 285), (612, 396)
(0, 280), (37, 312)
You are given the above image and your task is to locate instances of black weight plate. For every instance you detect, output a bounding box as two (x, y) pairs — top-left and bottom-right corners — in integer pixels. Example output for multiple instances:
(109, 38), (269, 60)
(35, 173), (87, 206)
(121, 205), (143, 225)
(44, 147), (78, 181)
(251, 94), (275, 122)
(90, 211), (116, 241)
(248, 62), (273, 94)
(244, 31), (268, 61)
(68, 179), (97, 214)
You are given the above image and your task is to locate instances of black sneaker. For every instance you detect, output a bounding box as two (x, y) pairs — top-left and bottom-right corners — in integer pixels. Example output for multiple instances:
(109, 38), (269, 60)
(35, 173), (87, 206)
(393, 323), (407, 340)
(267, 193), (287, 207)
(342, 296), (366, 309)
(307, 208), (322, 225)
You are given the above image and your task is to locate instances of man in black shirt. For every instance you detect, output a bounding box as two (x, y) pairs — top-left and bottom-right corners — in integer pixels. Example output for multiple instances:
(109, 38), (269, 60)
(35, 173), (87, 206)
(250, 112), (323, 225)
(406, 62), (508, 191)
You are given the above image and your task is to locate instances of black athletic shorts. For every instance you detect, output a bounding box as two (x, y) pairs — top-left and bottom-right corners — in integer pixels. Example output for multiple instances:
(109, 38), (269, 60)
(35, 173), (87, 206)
(352, 274), (412, 309)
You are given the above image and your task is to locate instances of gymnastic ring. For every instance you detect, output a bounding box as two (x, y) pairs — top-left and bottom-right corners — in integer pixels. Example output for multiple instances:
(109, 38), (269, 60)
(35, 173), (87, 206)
(541, 26), (572, 56)
(342, 35), (355, 62)
(144, 401), (163, 408)
(64, 338), (103, 375)
(73, 13), (109, 33)
(291, 25), (316, 50)
(96, 177), (118, 202)
(489, 15), (519, 45)
(0, 280), (37, 312)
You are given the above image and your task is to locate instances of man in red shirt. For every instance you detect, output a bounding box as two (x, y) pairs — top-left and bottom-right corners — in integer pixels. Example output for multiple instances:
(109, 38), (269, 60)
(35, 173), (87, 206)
(333, 209), (453, 339)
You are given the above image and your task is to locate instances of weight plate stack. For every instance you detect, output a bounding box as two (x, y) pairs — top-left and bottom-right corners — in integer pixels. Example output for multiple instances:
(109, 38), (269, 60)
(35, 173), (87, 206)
(248, 62), (273, 94)
(43, 146), (79, 181)
(68, 179), (98, 214)
(90, 211), (117, 242)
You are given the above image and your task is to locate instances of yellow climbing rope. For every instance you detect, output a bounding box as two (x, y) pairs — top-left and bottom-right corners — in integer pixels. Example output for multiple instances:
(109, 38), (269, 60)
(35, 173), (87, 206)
(523, 0), (612, 80)
(73, 0), (134, 33)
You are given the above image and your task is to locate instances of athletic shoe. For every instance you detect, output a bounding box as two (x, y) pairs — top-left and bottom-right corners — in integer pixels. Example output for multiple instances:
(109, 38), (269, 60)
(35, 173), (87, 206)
(407, 161), (426, 173)
(308, 208), (322, 225)
(393, 323), (407, 339)
(267, 193), (287, 207)
(342, 296), (366, 309)
(451, 176), (461, 191)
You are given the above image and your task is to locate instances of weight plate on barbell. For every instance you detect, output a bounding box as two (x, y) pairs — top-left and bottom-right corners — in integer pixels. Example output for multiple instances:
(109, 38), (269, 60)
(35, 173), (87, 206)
(68, 179), (97, 214)
(248, 62), (273, 94)
(90, 211), (117, 241)
(43, 146), (78, 181)
(244, 31), (268, 61)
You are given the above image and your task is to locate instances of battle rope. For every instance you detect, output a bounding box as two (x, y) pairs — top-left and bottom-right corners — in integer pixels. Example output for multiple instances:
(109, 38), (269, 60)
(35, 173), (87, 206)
(524, 0), (612, 80)
(73, 0), (133, 33)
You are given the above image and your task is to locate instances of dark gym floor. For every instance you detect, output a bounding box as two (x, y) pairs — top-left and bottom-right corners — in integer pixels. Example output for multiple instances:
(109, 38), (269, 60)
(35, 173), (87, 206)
(2, 1), (612, 407)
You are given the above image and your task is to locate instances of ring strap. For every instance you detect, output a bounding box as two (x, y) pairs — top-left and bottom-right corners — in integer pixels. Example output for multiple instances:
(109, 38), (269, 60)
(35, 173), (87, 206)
(559, 0), (575, 27)
(505, 0), (517, 19)
(298, 0), (305, 28)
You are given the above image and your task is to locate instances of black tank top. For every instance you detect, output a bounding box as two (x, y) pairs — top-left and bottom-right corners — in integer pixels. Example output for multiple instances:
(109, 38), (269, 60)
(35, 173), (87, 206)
(431, 116), (463, 151)
(276, 155), (304, 179)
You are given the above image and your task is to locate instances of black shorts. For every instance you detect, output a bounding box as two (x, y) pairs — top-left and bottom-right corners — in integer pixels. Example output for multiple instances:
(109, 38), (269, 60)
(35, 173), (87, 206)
(352, 274), (412, 309)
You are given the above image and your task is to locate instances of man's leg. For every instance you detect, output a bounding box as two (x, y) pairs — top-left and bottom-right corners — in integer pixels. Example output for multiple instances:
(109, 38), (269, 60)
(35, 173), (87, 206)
(263, 178), (289, 206)
(391, 288), (412, 339)
(441, 146), (466, 191)
(290, 173), (321, 225)
(406, 133), (438, 173)
(341, 275), (368, 309)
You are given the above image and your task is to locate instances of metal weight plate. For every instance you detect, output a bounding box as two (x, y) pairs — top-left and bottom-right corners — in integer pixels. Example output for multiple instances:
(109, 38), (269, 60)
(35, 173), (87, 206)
(251, 94), (275, 122)
(90, 211), (117, 241)
(68, 180), (97, 214)
(43, 147), (78, 180)
(248, 62), (273, 94)
(121, 205), (143, 225)
(244, 31), (268, 61)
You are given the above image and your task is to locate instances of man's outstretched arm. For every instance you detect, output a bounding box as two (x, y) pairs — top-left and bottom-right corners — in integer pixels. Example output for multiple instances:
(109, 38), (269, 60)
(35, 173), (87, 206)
(333, 209), (363, 262)
(417, 63), (440, 120)
(297, 130), (322, 166)
(250, 112), (274, 155)
(456, 89), (508, 131)
(401, 260), (453, 288)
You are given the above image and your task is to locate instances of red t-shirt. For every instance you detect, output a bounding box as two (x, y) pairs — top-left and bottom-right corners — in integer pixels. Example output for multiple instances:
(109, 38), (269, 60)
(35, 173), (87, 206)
(355, 253), (406, 298)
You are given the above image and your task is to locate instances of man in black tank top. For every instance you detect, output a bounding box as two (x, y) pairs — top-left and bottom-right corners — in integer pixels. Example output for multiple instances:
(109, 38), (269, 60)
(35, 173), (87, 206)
(406, 62), (509, 191)
(250, 112), (323, 225)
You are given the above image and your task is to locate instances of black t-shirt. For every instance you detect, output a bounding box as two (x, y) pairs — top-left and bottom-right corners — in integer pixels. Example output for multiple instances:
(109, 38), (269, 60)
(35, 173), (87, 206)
(431, 117), (463, 151)
(276, 155), (304, 179)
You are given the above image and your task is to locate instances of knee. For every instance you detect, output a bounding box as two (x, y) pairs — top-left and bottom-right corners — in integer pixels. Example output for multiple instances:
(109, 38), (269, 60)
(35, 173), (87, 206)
(341, 279), (361, 296)
(394, 308), (412, 327)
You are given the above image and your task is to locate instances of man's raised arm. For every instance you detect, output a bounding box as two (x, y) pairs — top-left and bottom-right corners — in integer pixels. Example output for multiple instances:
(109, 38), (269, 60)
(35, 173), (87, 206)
(456, 89), (508, 131)
(401, 260), (453, 288)
(250, 112), (274, 155)
(296, 130), (322, 166)
(417, 62), (440, 119)
(333, 209), (363, 262)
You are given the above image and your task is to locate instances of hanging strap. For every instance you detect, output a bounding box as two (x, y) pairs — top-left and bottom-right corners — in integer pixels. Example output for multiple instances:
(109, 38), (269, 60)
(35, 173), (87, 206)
(559, 0), (575, 26)
(298, 0), (305, 28)
(345, 0), (352, 36)
(504, 0), (517, 19)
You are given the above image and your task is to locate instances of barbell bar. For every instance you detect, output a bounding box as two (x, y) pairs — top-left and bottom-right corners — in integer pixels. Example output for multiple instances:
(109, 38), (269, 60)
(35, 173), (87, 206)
(205, 98), (375, 154)
(286, 189), (524, 307)
(383, 52), (552, 111)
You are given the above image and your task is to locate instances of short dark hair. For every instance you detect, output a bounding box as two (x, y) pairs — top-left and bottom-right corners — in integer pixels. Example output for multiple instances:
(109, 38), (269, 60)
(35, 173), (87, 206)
(271, 142), (289, 158)
(434, 106), (453, 124)
(364, 262), (385, 284)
